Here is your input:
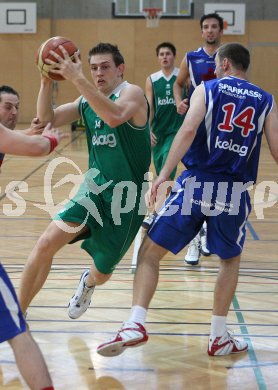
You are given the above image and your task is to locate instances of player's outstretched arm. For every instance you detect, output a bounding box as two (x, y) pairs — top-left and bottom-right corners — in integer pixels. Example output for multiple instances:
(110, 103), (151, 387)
(37, 76), (80, 127)
(20, 117), (45, 136)
(0, 122), (65, 157)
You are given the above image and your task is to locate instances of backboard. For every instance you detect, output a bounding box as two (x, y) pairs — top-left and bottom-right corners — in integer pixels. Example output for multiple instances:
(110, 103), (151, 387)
(204, 3), (246, 35)
(0, 2), (36, 33)
(112, 0), (193, 18)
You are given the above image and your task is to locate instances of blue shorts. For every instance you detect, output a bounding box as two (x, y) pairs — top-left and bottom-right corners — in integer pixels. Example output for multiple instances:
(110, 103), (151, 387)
(0, 264), (26, 343)
(148, 169), (251, 259)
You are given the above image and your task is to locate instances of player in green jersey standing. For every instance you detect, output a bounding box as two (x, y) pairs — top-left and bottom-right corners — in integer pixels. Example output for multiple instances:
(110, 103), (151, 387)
(142, 42), (187, 228)
(19, 43), (151, 319)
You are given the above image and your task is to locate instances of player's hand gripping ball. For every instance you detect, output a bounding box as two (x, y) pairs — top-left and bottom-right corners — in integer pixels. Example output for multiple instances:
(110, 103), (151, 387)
(36, 36), (80, 81)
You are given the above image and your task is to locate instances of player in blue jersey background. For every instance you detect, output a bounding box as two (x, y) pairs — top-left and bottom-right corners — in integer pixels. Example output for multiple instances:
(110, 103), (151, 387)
(174, 13), (224, 265)
(97, 43), (278, 358)
(174, 13), (223, 108)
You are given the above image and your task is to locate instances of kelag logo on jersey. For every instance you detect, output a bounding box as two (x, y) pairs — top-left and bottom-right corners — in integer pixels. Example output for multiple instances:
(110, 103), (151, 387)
(215, 136), (248, 156)
(158, 96), (175, 106)
(92, 133), (117, 148)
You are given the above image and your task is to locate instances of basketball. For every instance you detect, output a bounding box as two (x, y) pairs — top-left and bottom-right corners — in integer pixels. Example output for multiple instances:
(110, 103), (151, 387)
(36, 36), (80, 81)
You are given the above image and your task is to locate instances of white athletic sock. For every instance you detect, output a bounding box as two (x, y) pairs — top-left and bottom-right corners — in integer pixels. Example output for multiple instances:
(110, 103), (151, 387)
(84, 274), (95, 289)
(128, 305), (147, 325)
(210, 315), (227, 337)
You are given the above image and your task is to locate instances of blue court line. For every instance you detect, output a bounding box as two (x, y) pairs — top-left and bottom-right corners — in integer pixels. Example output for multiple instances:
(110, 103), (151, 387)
(28, 330), (278, 339)
(0, 217), (49, 220)
(10, 277), (278, 284)
(89, 367), (154, 372)
(5, 259), (278, 267)
(0, 236), (38, 239)
(0, 360), (15, 365)
(7, 262), (278, 267)
(248, 220), (278, 224)
(233, 295), (267, 390)
(247, 221), (260, 240)
(227, 361), (278, 369)
(9, 267), (278, 274)
(28, 319), (278, 327)
(240, 275), (278, 281)
(26, 305), (278, 313)
(11, 284), (278, 294)
(1, 233), (274, 241)
(22, 287), (278, 293)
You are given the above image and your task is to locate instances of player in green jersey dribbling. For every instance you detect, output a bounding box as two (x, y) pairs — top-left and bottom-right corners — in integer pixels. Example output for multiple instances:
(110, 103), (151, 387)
(18, 43), (151, 319)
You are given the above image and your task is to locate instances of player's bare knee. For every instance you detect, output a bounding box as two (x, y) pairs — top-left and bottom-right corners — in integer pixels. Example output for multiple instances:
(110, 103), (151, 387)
(219, 255), (241, 270)
(138, 236), (166, 265)
(33, 234), (54, 257)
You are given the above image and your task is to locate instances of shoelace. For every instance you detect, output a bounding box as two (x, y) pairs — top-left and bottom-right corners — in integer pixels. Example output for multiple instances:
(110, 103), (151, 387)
(188, 237), (200, 252)
(75, 283), (93, 306)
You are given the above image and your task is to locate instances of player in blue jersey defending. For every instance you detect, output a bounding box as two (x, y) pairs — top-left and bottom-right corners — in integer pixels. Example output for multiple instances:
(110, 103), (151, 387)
(174, 13), (224, 265)
(0, 120), (63, 389)
(0, 85), (46, 170)
(97, 43), (278, 357)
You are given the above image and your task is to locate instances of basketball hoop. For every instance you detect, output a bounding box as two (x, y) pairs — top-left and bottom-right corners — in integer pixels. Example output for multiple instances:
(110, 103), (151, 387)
(143, 8), (163, 28)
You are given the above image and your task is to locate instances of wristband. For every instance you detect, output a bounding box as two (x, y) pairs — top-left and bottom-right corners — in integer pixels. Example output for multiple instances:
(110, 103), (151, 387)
(43, 135), (58, 154)
(0, 153), (5, 167)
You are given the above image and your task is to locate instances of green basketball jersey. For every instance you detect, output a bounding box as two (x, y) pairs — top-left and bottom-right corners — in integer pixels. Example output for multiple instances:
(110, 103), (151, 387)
(55, 82), (151, 274)
(79, 81), (151, 193)
(150, 68), (184, 142)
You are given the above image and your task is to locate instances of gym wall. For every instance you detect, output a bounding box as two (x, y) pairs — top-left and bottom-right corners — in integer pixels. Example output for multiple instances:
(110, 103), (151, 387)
(0, 18), (277, 122)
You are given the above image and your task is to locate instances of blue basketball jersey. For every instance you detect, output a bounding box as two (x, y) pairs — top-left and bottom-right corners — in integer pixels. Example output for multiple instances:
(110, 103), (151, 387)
(0, 263), (26, 343)
(186, 47), (217, 98)
(182, 76), (273, 183)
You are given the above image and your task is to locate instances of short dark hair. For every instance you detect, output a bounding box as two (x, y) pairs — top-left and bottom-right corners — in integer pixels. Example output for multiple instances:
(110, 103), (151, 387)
(88, 43), (124, 66)
(156, 42), (176, 57)
(218, 43), (250, 71)
(0, 85), (19, 101)
(200, 13), (224, 31)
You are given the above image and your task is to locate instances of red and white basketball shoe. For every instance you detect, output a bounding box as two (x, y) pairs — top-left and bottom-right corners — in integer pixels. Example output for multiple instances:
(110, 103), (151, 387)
(208, 330), (248, 356)
(97, 321), (148, 357)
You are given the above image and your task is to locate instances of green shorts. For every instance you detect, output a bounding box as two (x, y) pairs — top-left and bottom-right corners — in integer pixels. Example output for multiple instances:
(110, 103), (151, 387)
(152, 133), (177, 179)
(55, 183), (144, 274)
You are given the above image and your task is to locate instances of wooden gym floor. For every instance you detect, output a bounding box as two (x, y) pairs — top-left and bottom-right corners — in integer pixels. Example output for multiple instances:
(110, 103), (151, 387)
(0, 126), (277, 390)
